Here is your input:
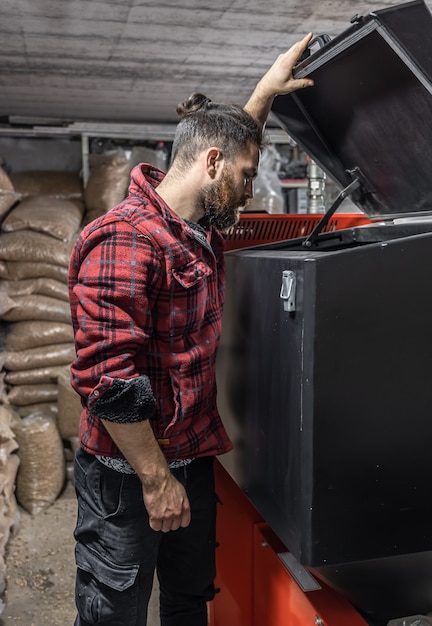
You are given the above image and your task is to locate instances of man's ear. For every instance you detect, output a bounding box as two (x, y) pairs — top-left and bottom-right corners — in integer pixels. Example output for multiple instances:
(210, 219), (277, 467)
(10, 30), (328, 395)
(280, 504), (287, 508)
(206, 147), (223, 179)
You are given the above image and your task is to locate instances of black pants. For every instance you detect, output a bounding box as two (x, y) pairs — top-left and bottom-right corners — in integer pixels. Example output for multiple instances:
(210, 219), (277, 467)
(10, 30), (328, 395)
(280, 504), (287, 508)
(73, 449), (216, 626)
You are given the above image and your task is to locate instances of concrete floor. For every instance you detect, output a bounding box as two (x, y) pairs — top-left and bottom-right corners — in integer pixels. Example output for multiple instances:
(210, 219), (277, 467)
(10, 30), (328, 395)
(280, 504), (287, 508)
(0, 481), (160, 625)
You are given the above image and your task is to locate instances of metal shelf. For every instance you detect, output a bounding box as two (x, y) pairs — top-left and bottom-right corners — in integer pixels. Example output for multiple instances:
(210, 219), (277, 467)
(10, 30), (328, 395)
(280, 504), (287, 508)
(0, 119), (295, 185)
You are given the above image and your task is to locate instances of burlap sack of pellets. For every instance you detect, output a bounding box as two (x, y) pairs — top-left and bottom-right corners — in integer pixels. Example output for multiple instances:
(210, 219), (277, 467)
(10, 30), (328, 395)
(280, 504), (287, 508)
(15, 402), (58, 419)
(57, 368), (81, 439)
(0, 453), (21, 552)
(0, 553), (6, 594)
(0, 406), (21, 549)
(0, 405), (19, 457)
(2, 195), (85, 242)
(84, 152), (131, 221)
(0, 438), (19, 468)
(0, 260), (68, 282)
(3, 321), (73, 351)
(0, 342), (76, 371)
(0, 291), (16, 317)
(10, 170), (83, 200)
(0, 231), (75, 267)
(0, 371), (6, 404)
(5, 365), (70, 385)
(7, 383), (59, 407)
(0, 167), (13, 191)
(0, 191), (21, 221)
(0, 277), (69, 301)
(13, 412), (66, 514)
(0, 167), (21, 221)
(69, 436), (80, 453)
(0, 294), (72, 324)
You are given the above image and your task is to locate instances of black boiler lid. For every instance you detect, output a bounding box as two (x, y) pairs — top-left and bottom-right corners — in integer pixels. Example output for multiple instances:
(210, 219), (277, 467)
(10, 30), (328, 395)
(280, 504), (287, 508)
(271, 0), (432, 221)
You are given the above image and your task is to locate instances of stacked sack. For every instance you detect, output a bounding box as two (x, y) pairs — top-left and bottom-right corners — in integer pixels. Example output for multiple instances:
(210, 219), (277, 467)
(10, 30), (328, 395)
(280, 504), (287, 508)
(0, 168), (83, 514)
(83, 147), (131, 224)
(0, 405), (20, 602)
(0, 168), (20, 225)
(0, 149), (140, 515)
(83, 143), (170, 224)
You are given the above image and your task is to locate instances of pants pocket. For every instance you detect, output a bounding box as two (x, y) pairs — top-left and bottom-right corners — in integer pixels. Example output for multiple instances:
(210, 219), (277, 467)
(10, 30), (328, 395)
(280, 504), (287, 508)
(75, 543), (139, 624)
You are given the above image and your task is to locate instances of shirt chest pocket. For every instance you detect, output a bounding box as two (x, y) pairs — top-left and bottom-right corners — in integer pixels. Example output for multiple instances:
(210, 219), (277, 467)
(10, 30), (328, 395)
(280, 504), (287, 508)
(172, 259), (213, 288)
(170, 260), (214, 334)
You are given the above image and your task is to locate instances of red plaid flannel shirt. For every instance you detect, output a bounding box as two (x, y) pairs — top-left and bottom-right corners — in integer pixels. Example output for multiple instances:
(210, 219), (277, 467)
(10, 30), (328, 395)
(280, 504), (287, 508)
(68, 163), (233, 462)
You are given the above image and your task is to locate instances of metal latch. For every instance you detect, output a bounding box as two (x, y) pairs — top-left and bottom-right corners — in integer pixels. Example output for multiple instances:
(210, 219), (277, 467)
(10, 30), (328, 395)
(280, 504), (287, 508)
(280, 270), (296, 312)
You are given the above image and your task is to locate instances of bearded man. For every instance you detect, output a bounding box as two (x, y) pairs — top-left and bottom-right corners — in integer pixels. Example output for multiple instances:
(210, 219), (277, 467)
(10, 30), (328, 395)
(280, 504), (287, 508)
(68, 34), (313, 626)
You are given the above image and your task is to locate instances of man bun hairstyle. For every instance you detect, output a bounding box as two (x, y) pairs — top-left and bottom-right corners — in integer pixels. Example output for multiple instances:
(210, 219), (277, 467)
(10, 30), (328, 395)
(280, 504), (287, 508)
(171, 92), (264, 170)
(176, 93), (213, 117)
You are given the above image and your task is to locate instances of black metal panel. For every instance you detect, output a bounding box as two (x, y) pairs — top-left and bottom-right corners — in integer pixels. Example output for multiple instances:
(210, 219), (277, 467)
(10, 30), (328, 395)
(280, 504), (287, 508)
(219, 251), (313, 559)
(271, 0), (432, 220)
(310, 234), (432, 564)
(376, 0), (432, 82)
(217, 225), (432, 622)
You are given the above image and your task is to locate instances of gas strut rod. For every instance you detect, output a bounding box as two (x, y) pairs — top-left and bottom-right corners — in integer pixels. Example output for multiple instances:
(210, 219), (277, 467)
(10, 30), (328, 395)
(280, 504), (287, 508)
(302, 177), (361, 248)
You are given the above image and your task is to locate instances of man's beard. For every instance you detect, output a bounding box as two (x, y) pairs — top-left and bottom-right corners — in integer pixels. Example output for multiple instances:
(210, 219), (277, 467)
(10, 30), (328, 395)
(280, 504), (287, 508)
(198, 168), (248, 231)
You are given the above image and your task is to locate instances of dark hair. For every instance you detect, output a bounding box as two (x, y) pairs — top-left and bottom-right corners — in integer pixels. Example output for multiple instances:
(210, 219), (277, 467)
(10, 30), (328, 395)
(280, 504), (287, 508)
(170, 92), (264, 169)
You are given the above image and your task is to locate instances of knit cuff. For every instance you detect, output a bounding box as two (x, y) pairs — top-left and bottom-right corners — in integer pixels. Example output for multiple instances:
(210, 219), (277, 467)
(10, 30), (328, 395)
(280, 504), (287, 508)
(91, 375), (156, 424)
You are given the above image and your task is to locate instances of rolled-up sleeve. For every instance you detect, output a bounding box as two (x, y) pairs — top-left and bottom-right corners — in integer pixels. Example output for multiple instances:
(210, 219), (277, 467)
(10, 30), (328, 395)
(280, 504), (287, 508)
(88, 374), (156, 423)
(69, 219), (161, 418)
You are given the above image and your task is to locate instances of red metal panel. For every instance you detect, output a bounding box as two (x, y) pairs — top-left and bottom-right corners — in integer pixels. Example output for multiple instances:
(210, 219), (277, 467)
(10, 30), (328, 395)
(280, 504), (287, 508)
(209, 460), (264, 626)
(224, 213), (371, 250)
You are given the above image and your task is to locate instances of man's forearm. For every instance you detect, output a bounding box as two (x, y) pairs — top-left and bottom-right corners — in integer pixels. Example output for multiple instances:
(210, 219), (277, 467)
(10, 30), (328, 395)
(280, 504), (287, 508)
(244, 34), (314, 128)
(244, 83), (275, 129)
(101, 418), (191, 532)
(100, 418), (171, 488)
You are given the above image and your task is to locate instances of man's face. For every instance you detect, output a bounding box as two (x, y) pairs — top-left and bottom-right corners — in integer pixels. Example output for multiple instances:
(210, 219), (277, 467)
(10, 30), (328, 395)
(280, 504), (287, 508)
(198, 142), (259, 231)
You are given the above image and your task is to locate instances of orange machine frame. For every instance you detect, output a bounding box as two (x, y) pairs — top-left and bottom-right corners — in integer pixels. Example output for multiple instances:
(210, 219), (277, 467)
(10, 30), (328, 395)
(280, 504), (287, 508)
(209, 461), (369, 626)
